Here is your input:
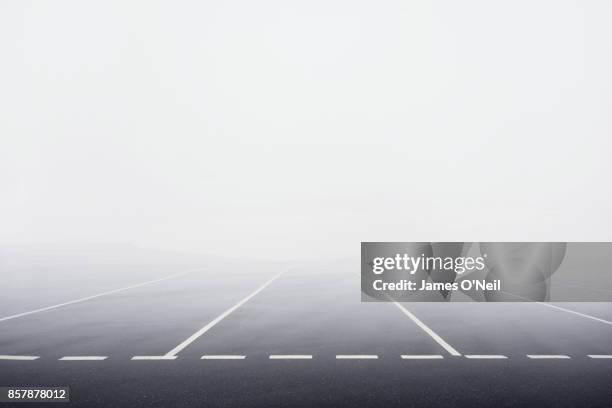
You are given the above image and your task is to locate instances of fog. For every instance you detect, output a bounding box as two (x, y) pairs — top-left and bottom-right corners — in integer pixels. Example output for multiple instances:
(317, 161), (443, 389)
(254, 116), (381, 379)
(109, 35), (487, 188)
(1, 0), (611, 260)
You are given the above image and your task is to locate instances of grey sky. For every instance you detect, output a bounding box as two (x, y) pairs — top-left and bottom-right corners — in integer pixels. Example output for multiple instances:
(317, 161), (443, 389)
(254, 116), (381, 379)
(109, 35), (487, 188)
(1, 0), (611, 260)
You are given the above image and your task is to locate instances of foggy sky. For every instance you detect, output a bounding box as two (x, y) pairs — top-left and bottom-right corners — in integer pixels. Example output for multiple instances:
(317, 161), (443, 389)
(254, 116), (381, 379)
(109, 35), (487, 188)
(1, 0), (611, 260)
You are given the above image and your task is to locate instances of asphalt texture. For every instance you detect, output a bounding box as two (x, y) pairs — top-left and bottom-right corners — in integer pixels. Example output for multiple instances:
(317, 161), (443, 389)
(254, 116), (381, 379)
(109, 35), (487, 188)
(1, 251), (612, 407)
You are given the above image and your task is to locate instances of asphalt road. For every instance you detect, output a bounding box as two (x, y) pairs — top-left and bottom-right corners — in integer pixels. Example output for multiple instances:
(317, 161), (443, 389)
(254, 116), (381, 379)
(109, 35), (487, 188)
(1, 260), (612, 407)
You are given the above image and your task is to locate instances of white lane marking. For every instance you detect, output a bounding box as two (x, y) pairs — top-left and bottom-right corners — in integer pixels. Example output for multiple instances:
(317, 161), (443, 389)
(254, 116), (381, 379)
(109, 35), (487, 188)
(59, 356), (107, 361)
(164, 271), (285, 357)
(536, 302), (612, 327)
(269, 355), (312, 360)
(588, 355), (612, 359)
(527, 355), (570, 359)
(0, 355), (39, 360)
(201, 355), (245, 360)
(391, 301), (462, 356)
(500, 290), (612, 327)
(0, 269), (202, 323)
(401, 355), (444, 359)
(336, 355), (378, 359)
(465, 355), (508, 359)
(131, 356), (177, 360)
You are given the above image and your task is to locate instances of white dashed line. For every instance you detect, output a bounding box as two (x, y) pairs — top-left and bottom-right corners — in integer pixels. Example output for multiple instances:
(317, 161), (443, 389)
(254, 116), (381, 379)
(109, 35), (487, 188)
(0, 355), (39, 360)
(269, 355), (312, 359)
(131, 356), (177, 360)
(0, 269), (202, 323)
(59, 356), (108, 361)
(164, 271), (285, 357)
(1, 354), (610, 361)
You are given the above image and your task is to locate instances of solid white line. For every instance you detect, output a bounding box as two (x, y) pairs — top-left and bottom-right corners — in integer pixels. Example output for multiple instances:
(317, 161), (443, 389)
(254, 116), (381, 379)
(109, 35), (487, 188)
(131, 356), (177, 360)
(401, 355), (444, 359)
(536, 302), (612, 326)
(59, 356), (108, 361)
(391, 301), (462, 356)
(164, 271), (285, 357)
(0, 355), (39, 360)
(527, 355), (570, 359)
(0, 269), (202, 323)
(587, 355), (612, 359)
(201, 355), (245, 360)
(336, 355), (378, 359)
(465, 355), (508, 359)
(269, 355), (312, 359)
(499, 290), (612, 327)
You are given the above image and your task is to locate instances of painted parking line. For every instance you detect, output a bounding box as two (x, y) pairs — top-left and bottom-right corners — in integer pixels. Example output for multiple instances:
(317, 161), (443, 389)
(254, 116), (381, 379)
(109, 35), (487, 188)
(163, 271), (285, 357)
(5, 354), (611, 361)
(0, 269), (203, 323)
(536, 303), (612, 327)
(0, 355), (39, 360)
(201, 355), (246, 360)
(390, 301), (462, 356)
(401, 355), (444, 359)
(502, 290), (612, 328)
(131, 356), (177, 360)
(59, 356), (108, 361)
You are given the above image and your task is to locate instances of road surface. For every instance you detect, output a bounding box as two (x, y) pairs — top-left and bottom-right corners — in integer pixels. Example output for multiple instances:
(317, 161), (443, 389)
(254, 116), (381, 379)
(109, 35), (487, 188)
(1, 259), (612, 407)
